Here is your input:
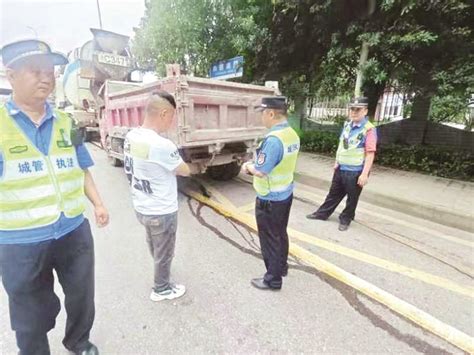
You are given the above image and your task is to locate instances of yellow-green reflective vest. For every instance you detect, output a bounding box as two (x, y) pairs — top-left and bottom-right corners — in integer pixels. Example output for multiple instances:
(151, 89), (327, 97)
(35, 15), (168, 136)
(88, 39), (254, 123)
(336, 120), (375, 167)
(253, 126), (300, 196)
(0, 107), (86, 231)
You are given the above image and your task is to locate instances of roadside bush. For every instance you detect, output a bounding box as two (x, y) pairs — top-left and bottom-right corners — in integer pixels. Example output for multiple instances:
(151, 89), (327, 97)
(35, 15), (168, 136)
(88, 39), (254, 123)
(299, 130), (339, 155)
(325, 114), (347, 128)
(298, 130), (474, 181)
(376, 145), (474, 181)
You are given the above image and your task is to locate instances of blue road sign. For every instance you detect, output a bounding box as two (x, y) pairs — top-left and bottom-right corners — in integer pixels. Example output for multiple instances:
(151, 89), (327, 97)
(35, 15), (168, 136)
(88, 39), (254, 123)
(210, 56), (244, 80)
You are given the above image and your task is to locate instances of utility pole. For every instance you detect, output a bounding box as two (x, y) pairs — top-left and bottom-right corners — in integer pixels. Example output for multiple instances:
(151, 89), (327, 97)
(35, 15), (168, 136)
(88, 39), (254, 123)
(354, 0), (376, 97)
(96, 0), (103, 29)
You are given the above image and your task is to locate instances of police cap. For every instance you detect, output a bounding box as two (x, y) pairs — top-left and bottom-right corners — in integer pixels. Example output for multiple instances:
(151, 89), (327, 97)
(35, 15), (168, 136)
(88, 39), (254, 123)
(255, 96), (288, 112)
(1, 39), (68, 68)
(349, 97), (369, 108)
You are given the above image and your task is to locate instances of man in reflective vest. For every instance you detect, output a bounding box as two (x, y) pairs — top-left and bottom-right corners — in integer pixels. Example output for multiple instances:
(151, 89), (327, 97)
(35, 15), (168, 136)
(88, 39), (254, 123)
(242, 96), (300, 290)
(0, 40), (109, 355)
(307, 97), (377, 231)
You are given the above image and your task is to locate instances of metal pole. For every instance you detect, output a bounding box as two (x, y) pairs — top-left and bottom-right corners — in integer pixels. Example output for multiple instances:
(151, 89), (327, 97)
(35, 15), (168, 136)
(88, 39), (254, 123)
(96, 0), (103, 29)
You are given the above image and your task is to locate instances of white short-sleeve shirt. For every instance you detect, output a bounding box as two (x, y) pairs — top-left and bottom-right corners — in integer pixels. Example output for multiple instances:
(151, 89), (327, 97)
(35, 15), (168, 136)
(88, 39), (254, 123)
(124, 128), (184, 215)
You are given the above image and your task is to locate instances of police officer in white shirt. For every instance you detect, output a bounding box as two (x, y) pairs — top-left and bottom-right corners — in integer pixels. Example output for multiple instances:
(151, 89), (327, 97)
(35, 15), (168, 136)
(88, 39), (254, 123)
(124, 91), (190, 302)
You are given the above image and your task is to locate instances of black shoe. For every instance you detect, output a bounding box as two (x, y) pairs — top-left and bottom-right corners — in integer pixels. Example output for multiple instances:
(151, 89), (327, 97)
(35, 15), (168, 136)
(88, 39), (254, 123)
(338, 223), (349, 231)
(251, 278), (281, 290)
(306, 213), (327, 220)
(75, 344), (99, 355)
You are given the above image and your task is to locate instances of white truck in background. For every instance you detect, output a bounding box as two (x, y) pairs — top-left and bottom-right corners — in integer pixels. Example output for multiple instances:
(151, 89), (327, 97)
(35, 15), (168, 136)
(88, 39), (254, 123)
(55, 28), (135, 141)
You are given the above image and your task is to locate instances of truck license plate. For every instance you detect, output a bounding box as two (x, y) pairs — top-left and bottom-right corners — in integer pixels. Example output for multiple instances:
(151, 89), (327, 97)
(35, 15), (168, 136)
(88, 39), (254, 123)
(97, 52), (131, 67)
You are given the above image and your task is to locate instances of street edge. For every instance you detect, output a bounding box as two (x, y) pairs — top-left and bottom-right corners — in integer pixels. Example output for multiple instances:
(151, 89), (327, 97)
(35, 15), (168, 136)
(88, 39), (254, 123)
(183, 188), (474, 354)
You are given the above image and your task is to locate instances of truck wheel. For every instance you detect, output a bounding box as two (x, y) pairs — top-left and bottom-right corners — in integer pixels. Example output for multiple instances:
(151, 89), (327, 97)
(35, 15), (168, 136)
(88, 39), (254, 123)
(84, 130), (99, 143)
(207, 162), (242, 181)
(105, 136), (123, 167)
(109, 156), (122, 167)
(84, 130), (91, 143)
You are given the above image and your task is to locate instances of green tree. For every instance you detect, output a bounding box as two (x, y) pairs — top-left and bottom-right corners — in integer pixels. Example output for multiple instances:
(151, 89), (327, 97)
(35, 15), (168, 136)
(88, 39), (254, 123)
(364, 0), (473, 123)
(132, 0), (272, 80)
(258, 0), (473, 126)
(255, 1), (393, 120)
(133, 0), (473, 131)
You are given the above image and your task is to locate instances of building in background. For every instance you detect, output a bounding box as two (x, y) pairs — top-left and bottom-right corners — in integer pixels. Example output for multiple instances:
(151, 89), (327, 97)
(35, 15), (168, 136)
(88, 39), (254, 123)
(375, 88), (405, 122)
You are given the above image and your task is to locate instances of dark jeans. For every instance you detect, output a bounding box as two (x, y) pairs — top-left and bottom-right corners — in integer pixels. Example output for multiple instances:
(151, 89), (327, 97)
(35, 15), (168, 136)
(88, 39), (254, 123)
(0, 219), (95, 355)
(136, 211), (178, 292)
(313, 168), (363, 225)
(255, 195), (293, 288)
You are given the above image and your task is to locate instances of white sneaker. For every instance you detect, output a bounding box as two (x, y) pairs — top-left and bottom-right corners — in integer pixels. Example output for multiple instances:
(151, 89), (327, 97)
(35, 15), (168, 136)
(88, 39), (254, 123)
(170, 283), (186, 292)
(150, 284), (186, 302)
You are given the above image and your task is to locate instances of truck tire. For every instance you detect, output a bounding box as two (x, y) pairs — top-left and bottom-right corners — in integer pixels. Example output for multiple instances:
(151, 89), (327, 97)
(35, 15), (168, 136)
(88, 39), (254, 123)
(109, 156), (122, 167)
(84, 129), (99, 143)
(207, 162), (242, 181)
(105, 136), (123, 167)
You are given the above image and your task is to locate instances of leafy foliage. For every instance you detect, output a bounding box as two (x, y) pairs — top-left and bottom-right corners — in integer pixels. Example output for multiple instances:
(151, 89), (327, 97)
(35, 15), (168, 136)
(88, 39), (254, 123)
(299, 130), (340, 155)
(298, 130), (474, 181)
(376, 144), (474, 181)
(133, 0), (473, 126)
(430, 95), (470, 127)
(262, 0), (473, 122)
(132, 0), (272, 79)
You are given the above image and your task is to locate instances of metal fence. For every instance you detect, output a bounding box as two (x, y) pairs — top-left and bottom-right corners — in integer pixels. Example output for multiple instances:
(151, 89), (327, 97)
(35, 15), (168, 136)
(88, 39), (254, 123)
(306, 97), (349, 122)
(305, 87), (409, 125)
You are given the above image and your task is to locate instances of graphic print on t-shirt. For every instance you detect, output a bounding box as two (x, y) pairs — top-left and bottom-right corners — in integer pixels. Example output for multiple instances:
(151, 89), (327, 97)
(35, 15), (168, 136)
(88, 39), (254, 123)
(124, 128), (184, 215)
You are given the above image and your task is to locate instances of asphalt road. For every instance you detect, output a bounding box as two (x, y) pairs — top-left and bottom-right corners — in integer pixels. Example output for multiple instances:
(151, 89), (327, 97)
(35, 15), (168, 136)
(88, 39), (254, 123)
(1, 144), (472, 354)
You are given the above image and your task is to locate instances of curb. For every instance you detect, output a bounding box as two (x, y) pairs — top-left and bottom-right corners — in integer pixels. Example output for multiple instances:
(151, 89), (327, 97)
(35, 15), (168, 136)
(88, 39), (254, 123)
(294, 172), (474, 233)
(183, 185), (474, 354)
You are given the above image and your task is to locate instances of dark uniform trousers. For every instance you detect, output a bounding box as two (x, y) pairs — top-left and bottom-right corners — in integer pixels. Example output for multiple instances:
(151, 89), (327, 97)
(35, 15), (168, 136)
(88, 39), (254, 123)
(0, 219), (95, 355)
(255, 194), (293, 288)
(314, 168), (363, 225)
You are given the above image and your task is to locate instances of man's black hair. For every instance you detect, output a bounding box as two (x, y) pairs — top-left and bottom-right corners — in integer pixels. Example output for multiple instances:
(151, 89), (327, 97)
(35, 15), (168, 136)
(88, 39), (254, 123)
(152, 90), (176, 109)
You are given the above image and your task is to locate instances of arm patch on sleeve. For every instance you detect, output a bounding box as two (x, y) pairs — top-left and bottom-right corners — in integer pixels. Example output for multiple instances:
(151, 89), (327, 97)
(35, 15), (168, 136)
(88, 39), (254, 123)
(257, 153), (266, 165)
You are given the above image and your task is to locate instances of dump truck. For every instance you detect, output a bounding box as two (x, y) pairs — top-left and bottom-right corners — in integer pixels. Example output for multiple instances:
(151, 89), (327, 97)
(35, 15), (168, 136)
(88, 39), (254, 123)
(100, 65), (276, 180)
(55, 28), (134, 140)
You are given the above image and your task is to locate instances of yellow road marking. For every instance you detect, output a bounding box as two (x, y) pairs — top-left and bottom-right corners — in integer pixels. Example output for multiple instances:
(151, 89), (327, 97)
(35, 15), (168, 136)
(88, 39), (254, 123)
(216, 192), (474, 296)
(288, 228), (474, 298)
(238, 202), (255, 212)
(296, 185), (474, 248)
(237, 175), (473, 248)
(290, 244), (474, 354)
(198, 180), (235, 208)
(374, 229), (474, 279)
(183, 188), (474, 353)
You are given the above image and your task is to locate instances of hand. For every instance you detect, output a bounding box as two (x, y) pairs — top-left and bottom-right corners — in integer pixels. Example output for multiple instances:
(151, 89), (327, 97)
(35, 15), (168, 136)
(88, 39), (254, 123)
(357, 173), (369, 187)
(334, 162), (339, 171)
(241, 162), (252, 175)
(94, 205), (109, 228)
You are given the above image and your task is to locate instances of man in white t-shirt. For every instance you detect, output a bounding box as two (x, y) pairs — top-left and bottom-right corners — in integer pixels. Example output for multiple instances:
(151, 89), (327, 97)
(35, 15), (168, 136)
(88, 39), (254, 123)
(124, 90), (190, 301)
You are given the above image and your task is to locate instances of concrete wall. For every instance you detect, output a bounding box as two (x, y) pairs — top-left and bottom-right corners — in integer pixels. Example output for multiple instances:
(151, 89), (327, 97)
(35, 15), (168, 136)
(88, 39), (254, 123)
(377, 120), (474, 153)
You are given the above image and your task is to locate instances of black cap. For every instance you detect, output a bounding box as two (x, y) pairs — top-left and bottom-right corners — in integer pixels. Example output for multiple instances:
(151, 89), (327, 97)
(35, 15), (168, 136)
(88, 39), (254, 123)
(349, 97), (369, 107)
(1, 39), (68, 68)
(255, 96), (287, 112)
